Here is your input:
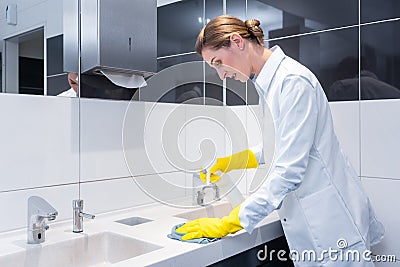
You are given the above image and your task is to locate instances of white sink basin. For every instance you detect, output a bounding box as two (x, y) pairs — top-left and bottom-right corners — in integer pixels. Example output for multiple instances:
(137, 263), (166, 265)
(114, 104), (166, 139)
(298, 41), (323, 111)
(174, 202), (233, 220)
(0, 231), (162, 267)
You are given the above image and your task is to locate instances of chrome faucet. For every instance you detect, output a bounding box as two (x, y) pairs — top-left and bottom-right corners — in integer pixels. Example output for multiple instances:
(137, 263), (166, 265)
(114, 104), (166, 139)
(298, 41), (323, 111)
(196, 183), (220, 206)
(73, 199), (95, 233)
(27, 196), (58, 244)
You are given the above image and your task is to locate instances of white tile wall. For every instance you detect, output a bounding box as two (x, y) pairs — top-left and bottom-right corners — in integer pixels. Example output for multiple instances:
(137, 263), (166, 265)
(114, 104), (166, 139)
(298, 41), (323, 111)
(142, 102), (187, 174)
(0, 184), (78, 233)
(0, 92), (397, 257)
(361, 100), (400, 179)
(246, 105), (264, 154)
(225, 106), (248, 154)
(184, 104), (226, 172)
(122, 100), (153, 177)
(329, 101), (360, 176)
(132, 172), (189, 207)
(80, 98), (132, 181)
(362, 177), (400, 265)
(79, 177), (153, 215)
(359, 99), (400, 262)
(0, 94), (79, 192)
(225, 106), (249, 196)
(80, 172), (189, 215)
(80, 100), (187, 181)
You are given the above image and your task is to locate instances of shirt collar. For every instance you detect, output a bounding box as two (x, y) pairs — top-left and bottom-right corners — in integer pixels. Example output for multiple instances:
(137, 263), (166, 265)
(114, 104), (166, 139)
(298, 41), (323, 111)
(253, 45), (286, 95)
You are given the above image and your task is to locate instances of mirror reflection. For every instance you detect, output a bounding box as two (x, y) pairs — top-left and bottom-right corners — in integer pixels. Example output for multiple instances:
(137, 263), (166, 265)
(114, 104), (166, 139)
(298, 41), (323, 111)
(1, 0), (399, 102)
(2, 28), (44, 95)
(57, 72), (78, 97)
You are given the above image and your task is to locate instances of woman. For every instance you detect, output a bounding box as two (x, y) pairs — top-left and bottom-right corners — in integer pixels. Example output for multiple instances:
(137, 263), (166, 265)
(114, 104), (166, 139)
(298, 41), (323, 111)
(58, 72), (78, 97)
(176, 15), (384, 266)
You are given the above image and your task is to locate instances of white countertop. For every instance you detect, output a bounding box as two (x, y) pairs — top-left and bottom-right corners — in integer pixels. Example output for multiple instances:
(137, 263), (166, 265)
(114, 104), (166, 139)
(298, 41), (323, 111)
(0, 200), (284, 267)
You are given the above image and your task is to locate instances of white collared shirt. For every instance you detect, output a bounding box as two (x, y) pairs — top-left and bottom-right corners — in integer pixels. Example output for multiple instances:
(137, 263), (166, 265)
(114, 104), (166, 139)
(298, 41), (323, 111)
(240, 45), (323, 231)
(238, 46), (384, 259)
(58, 88), (77, 97)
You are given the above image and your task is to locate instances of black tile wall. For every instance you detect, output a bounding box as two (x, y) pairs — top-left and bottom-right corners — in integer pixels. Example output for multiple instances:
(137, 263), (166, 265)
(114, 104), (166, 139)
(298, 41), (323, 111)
(226, 0), (246, 20)
(157, 0), (400, 103)
(157, 52), (202, 72)
(47, 74), (69, 96)
(360, 20), (400, 100)
(269, 27), (359, 101)
(47, 35), (64, 76)
(0, 52), (2, 92)
(206, 0), (223, 22)
(204, 82), (223, 106)
(226, 79), (246, 106)
(205, 60), (223, 106)
(361, 0), (400, 23)
(46, 34), (70, 97)
(157, 0), (204, 57)
(173, 82), (204, 104)
(248, 0), (358, 40)
(247, 81), (259, 105)
(155, 53), (204, 104)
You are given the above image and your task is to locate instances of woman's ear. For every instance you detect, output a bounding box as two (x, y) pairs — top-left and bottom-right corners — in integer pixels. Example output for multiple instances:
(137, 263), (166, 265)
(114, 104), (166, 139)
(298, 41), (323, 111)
(230, 33), (244, 50)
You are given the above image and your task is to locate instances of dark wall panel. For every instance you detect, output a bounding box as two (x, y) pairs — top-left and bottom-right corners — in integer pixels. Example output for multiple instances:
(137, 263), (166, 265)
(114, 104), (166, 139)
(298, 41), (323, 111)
(360, 20), (400, 100)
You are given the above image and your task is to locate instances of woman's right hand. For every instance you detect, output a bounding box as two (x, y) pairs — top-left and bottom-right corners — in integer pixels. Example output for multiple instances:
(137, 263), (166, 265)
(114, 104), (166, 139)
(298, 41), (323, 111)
(200, 149), (258, 183)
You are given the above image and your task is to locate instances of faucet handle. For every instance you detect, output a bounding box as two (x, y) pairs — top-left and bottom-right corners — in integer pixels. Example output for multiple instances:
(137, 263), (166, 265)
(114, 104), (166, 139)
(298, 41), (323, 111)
(73, 199), (95, 218)
(80, 212), (95, 220)
(40, 211), (59, 221)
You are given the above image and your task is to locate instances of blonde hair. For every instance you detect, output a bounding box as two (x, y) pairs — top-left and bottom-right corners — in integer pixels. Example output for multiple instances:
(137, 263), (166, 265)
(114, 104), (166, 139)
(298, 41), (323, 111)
(195, 15), (264, 55)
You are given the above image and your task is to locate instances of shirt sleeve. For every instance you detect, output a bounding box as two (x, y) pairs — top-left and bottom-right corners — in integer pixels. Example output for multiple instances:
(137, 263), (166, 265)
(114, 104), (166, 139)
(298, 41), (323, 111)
(239, 75), (318, 233)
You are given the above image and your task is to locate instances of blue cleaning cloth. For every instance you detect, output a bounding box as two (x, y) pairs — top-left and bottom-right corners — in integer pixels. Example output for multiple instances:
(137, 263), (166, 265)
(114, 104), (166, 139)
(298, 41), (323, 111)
(167, 223), (220, 244)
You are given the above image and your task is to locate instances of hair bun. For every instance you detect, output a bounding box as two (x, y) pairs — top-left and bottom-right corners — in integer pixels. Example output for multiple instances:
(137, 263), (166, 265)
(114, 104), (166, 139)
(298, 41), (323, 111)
(245, 19), (261, 30)
(244, 19), (264, 45)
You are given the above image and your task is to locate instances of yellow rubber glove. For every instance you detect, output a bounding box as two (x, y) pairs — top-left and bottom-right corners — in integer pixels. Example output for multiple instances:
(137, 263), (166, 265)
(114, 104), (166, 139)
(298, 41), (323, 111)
(200, 149), (258, 183)
(176, 205), (242, 240)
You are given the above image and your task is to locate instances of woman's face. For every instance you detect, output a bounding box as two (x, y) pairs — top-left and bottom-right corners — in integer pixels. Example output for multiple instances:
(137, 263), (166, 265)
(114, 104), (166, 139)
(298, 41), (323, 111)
(202, 42), (250, 83)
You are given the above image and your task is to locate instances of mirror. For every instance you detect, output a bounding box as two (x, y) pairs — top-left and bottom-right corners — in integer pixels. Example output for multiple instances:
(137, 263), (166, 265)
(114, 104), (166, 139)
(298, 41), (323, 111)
(1, 0), (145, 99)
(2, 28), (44, 95)
(0, 3), (74, 97)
